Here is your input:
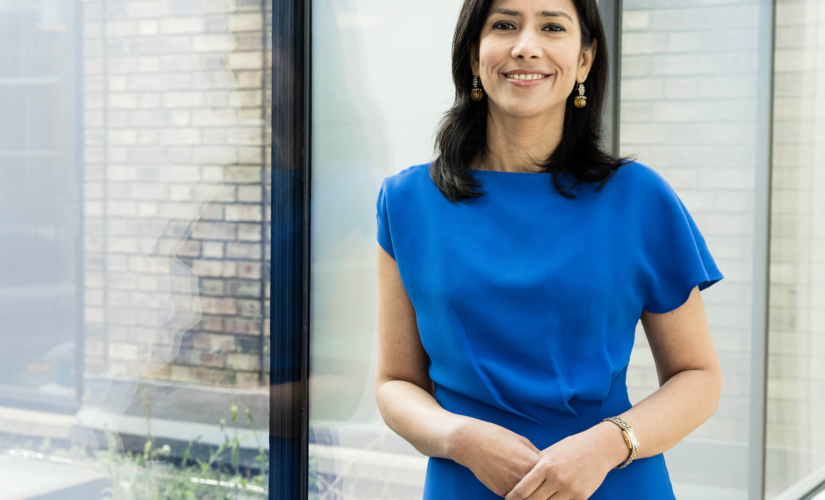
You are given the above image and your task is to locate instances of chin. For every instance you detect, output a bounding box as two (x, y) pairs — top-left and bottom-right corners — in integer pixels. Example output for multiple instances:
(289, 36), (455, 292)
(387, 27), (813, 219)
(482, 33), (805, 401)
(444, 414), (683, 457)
(501, 103), (552, 118)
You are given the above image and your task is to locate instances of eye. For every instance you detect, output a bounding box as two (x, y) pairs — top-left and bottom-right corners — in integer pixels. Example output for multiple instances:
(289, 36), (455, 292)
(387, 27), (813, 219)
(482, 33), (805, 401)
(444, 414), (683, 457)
(491, 20), (567, 32)
(544, 23), (566, 32)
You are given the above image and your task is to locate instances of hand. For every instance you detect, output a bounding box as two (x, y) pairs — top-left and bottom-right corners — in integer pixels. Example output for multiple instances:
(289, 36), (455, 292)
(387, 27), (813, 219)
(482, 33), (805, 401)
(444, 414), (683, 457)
(448, 419), (543, 497)
(503, 426), (619, 500)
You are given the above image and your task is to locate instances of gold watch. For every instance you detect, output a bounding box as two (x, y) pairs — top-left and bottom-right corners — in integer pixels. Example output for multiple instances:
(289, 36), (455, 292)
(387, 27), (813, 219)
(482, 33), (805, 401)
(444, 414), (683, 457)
(602, 416), (639, 469)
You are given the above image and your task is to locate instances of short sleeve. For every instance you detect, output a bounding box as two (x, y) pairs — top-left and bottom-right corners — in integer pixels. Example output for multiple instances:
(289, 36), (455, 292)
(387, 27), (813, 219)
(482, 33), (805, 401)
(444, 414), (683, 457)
(639, 175), (724, 314)
(376, 178), (395, 259)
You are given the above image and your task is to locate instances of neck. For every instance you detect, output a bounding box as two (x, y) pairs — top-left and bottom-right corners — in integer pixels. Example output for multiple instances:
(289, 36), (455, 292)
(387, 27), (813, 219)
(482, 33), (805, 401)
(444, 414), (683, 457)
(478, 102), (565, 173)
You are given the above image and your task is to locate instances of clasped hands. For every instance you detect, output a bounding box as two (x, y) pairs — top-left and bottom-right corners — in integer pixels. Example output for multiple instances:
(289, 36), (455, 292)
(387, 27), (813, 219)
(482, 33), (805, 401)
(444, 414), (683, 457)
(448, 419), (621, 500)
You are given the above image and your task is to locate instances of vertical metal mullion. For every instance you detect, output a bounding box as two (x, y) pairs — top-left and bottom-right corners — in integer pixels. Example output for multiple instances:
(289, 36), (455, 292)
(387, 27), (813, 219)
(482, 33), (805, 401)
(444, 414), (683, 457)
(598, 0), (622, 156)
(750, 0), (776, 498)
(270, 0), (310, 497)
(259, 0), (268, 384)
(74, 0), (85, 408)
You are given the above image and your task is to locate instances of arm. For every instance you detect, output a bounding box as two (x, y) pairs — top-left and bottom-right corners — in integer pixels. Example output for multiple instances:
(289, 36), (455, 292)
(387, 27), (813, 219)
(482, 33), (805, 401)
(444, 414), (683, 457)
(590, 285), (724, 466)
(374, 243), (470, 459)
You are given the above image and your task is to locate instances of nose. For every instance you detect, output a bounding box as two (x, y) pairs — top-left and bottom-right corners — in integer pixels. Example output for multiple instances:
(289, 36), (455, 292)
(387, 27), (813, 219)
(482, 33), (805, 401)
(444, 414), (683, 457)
(511, 27), (542, 59)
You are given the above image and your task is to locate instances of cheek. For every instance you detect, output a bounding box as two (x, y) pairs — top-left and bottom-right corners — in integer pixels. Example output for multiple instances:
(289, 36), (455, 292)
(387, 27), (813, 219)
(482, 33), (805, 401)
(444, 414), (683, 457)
(479, 44), (508, 73)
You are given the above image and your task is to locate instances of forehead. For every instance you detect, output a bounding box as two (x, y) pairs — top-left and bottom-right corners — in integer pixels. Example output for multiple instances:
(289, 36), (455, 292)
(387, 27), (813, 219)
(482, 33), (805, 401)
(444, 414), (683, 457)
(487, 0), (577, 17)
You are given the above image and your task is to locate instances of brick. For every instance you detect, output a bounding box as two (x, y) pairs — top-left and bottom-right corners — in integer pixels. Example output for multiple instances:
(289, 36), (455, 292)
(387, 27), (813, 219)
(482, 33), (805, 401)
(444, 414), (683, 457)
(191, 222), (237, 240)
(238, 223), (262, 242)
(132, 183), (170, 200)
(130, 255), (170, 273)
(85, 201), (103, 217)
(109, 237), (138, 253)
(202, 316), (224, 332)
(159, 128), (202, 145)
(239, 147), (264, 165)
(227, 127), (263, 145)
(229, 13), (263, 32)
(237, 299), (261, 317)
(225, 317), (262, 335)
(200, 279), (225, 295)
(138, 130), (158, 145)
(158, 238), (200, 257)
(108, 93), (138, 109)
(238, 261), (262, 280)
(85, 307), (105, 323)
(192, 259), (238, 277)
(108, 201), (138, 217)
(225, 204), (262, 222)
(228, 52), (263, 70)
(202, 297), (237, 315)
(202, 242), (225, 258)
(160, 17), (205, 34)
(202, 203), (224, 221)
(192, 332), (236, 352)
(226, 242), (262, 260)
(137, 275), (160, 291)
(194, 147), (238, 164)
(202, 166), (226, 182)
(139, 93), (161, 108)
(226, 353), (260, 371)
(192, 34), (238, 52)
(226, 280), (261, 298)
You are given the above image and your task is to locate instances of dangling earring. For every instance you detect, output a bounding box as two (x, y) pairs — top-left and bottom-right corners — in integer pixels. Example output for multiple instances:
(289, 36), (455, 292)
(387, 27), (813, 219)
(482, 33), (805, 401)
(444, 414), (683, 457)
(574, 82), (587, 108)
(471, 76), (484, 101)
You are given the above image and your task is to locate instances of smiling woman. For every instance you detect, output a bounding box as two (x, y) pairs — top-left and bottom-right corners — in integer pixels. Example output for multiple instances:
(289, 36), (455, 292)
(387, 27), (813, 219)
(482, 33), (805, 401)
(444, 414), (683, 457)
(374, 0), (725, 499)
(428, 0), (625, 199)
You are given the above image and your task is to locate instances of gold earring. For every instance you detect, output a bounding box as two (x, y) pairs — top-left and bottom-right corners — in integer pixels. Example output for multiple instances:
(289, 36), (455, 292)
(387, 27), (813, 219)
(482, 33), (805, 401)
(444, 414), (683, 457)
(574, 82), (587, 108)
(471, 76), (484, 101)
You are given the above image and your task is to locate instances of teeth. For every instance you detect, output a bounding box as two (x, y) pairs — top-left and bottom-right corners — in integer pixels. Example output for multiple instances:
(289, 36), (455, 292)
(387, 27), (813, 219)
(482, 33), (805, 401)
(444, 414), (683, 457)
(506, 73), (546, 80)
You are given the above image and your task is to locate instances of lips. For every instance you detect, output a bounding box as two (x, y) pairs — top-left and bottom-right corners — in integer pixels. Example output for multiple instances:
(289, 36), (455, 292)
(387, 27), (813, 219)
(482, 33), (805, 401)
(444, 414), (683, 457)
(502, 72), (553, 88)
(504, 73), (550, 81)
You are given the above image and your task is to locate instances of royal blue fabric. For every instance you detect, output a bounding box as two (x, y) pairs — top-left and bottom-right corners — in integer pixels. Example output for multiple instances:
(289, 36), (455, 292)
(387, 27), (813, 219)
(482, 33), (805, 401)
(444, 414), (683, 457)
(376, 161), (724, 499)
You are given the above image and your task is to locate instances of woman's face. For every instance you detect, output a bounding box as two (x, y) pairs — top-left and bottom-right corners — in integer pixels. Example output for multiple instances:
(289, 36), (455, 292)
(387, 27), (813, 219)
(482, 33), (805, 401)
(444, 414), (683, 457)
(470, 0), (596, 119)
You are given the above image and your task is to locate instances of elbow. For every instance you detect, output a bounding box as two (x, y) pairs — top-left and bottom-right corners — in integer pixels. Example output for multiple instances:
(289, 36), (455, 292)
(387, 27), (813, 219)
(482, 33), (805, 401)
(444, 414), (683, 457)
(374, 377), (390, 413)
(705, 366), (724, 418)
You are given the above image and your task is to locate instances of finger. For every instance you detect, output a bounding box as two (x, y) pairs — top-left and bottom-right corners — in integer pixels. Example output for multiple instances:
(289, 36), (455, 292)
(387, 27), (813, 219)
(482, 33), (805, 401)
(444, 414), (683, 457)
(504, 461), (545, 500)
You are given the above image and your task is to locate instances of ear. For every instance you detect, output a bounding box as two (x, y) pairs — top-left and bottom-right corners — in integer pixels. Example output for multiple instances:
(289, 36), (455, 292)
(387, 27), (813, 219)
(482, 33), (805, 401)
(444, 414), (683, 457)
(578, 39), (597, 82)
(470, 43), (480, 76)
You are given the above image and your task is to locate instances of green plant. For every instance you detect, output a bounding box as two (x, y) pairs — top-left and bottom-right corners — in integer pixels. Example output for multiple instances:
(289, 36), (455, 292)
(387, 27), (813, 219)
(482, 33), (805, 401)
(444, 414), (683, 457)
(97, 392), (269, 500)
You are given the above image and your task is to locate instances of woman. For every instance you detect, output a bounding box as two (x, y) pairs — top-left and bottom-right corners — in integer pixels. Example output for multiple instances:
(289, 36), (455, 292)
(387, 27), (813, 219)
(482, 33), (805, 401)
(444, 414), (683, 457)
(375, 0), (725, 498)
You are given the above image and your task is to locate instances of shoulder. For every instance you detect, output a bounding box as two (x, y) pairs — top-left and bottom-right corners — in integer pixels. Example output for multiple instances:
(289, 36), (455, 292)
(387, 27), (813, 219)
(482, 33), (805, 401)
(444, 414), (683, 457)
(611, 160), (680, 201)
(380, 161), (433, 198)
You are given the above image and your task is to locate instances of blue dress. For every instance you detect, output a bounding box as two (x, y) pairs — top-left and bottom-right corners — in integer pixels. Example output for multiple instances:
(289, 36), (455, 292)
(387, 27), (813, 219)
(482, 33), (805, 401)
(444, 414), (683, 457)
(375, 161), (724, 499)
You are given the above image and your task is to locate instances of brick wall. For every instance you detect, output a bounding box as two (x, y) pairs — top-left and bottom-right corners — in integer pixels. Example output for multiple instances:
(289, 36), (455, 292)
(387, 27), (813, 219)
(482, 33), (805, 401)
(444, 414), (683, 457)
(620, 0), (760, 448)
(765, 0), (825, 491)
(82, 0), (272, 389)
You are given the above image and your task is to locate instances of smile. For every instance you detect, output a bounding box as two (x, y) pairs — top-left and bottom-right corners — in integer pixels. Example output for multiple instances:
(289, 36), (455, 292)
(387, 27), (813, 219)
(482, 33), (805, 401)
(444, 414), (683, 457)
(503, 73), (552, 87)
(503, 73), (548, 80)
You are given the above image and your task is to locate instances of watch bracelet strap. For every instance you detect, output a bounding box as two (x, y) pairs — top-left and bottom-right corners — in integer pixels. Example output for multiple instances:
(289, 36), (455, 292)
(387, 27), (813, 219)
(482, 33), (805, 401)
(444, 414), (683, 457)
(602, 416), (638, 469)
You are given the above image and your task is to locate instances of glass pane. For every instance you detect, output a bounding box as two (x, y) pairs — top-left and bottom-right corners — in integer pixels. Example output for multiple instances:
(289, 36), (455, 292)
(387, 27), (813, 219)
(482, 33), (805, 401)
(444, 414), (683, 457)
(309, 1), (463, 497)
(0, 1), (272, 498)
(619, 1), (764, 499)
(765, 0), (825, 497)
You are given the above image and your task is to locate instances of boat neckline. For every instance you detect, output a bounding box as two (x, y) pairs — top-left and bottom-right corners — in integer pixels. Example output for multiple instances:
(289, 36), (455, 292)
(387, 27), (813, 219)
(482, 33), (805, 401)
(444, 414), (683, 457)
(467, 168), (553, 175)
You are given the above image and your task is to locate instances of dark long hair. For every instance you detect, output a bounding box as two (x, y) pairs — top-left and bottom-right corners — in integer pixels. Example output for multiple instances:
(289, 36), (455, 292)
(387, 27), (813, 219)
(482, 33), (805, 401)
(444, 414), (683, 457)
(431, 0), (632, 202)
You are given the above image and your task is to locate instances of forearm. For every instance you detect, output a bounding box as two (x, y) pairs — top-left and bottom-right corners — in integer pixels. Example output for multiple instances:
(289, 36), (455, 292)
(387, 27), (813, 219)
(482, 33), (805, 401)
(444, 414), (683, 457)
(590, 368), (723, 467)
(375, 378), (472, 460)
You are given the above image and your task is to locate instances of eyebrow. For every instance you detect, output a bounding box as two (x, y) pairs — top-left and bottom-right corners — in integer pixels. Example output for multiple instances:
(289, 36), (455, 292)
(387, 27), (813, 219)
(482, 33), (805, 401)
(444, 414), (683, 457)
(488, 8), (574, 23)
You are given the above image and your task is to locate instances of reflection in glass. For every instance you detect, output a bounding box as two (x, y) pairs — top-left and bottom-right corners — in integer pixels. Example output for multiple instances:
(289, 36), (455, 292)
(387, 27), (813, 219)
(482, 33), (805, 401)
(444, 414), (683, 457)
(619, 1), (764, 498)
(0, 1), (271, 498)
(765, 0), (825, 497)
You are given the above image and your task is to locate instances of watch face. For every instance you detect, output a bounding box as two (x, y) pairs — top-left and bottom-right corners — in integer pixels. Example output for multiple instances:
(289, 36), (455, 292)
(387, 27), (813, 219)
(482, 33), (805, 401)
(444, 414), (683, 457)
(629, 432), (640, 448)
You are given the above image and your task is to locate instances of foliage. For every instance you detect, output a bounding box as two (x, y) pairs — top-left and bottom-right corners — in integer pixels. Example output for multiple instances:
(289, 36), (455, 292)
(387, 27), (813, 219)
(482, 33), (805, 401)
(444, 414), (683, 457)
(97, 393), (269, 500)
